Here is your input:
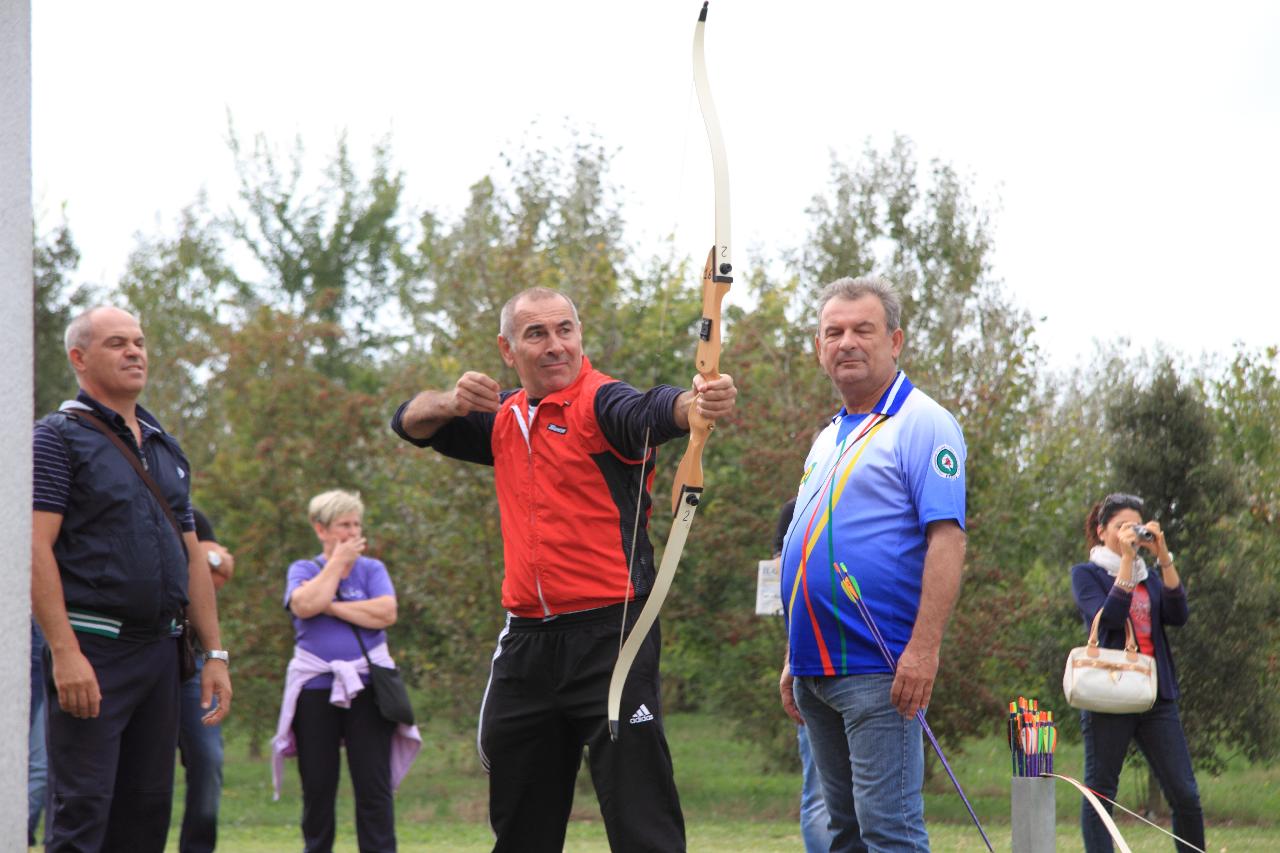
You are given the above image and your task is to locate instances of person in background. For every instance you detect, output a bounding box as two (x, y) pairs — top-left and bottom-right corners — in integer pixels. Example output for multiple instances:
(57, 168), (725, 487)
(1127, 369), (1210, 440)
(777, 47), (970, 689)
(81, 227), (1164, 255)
(32, 305), (232, 852)
(177, 508), (235, 853)
(29, 619), (49, 848)
(774, 497), (833, 853)
(779, 276), (967, 852)
(1071, 493), (1204, 853)
(272, 490), (420, 853)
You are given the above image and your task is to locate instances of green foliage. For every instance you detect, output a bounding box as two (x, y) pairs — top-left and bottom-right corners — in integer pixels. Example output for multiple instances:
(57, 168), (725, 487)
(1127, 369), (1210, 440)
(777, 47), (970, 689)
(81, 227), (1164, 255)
(181, 712), (1280, 851)
(1107, 359), (1280, 775)
(687, 136), (1048, 763)
(33, 128), (1280, 774)
(117, 203), (243, 446)
(33, 217), (92, 417)
(229, 131), (413, 385)
(1214, 346), (1280, 584)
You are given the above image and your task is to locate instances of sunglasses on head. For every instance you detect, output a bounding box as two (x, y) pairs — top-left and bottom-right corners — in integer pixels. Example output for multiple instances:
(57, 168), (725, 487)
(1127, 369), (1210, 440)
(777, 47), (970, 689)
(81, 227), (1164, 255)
(1100, 493), (1144, 524)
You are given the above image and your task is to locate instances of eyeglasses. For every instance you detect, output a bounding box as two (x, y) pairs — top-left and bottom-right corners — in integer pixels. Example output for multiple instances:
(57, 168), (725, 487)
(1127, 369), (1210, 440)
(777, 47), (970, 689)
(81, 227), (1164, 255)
(1100, 493), (1144, 521)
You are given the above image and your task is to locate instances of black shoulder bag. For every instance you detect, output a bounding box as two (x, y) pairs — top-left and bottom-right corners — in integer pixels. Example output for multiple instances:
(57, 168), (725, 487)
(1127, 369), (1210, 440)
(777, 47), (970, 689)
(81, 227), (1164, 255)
(64, 408), (199, 681)
(335, 591), (415, 726)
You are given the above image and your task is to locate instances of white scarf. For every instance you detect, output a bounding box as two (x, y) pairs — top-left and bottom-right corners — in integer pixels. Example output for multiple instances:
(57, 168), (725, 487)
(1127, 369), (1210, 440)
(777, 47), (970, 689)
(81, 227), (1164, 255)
(1089, 544), (1148, 584)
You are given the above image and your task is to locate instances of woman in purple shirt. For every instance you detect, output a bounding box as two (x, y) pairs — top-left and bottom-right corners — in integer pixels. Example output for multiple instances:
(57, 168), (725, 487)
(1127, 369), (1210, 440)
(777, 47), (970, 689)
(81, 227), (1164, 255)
(284, 490), (399, 853)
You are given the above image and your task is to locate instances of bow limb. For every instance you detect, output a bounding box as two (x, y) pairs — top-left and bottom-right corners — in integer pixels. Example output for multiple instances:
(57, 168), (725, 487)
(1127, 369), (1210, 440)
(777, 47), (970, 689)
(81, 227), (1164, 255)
(692, 1), (733, 300)
(606, 475), (701, 741)
(677, 0), (733, 514)
(607, 1), (733, 740)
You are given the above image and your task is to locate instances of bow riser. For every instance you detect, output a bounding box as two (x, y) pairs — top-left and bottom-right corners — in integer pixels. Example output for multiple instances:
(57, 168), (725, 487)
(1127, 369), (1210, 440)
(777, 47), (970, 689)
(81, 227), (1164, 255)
(695, 246), (731, 377)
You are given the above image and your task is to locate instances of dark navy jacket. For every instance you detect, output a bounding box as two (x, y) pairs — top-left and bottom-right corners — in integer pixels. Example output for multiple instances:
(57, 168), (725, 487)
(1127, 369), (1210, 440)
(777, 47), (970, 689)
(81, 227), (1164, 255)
(35, 392), (192, 638)
(1070, 560), (1189, 701)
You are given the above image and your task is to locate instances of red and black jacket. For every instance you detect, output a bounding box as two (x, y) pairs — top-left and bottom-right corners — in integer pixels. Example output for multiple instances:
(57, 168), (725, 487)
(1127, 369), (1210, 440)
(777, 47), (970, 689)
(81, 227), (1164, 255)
(392, 356), (686, 617)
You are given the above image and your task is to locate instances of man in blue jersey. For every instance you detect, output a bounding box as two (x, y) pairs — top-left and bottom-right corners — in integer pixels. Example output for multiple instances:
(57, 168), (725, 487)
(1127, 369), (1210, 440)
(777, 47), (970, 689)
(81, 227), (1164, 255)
(777, 276), (966, 852)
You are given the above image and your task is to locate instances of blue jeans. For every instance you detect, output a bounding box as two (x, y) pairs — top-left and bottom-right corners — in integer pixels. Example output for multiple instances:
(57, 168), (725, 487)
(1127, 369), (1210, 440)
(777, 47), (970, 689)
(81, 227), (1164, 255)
(1080, 700), (1204, 853)
(29, 620), (49, 846)
(794, 673), (928, 853)
(798, 723), (834, 853)
(177, 657), (224, 853)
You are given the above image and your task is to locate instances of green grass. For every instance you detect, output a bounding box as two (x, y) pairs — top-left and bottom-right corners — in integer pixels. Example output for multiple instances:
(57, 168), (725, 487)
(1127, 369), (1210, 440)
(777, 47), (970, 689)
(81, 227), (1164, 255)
(155, 711), (1277, 851)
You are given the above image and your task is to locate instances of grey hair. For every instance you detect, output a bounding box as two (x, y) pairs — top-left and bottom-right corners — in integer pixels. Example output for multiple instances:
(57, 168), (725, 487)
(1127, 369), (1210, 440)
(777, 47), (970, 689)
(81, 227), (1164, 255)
(815, 276), (902, 333)
(498, 288), (580, 340)
(308, 490), (365, 527)
(64, 305), (136, 353)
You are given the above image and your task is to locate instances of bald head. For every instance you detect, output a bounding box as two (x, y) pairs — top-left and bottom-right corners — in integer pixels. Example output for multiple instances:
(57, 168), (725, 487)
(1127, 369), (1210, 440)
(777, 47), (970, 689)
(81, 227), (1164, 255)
(499, 288), (579, 341)
(64, 306), (140, 356)
(64, 306), (149, 405)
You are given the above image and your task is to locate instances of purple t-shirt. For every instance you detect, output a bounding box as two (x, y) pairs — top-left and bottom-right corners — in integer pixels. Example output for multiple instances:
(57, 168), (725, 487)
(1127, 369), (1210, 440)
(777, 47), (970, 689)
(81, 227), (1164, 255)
(284, 555), (396, 690)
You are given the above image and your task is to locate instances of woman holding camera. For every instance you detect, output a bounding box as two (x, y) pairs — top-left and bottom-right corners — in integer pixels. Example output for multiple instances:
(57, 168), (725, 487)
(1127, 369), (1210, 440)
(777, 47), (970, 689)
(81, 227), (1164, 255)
(1070, 493), (1204, 853)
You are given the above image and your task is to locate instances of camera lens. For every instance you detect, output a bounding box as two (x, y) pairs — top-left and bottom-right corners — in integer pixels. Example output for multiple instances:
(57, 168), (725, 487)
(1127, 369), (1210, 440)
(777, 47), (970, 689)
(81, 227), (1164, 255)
(1132, 524), (1154, 542)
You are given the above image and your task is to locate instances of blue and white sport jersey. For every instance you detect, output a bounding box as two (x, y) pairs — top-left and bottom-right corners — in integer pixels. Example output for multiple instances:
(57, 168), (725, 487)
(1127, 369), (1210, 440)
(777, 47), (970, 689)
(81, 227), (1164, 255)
(781, 372), (966, 677)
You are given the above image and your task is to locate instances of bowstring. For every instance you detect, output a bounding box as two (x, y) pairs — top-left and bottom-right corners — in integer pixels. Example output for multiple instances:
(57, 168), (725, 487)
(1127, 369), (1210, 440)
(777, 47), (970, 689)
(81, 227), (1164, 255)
(616, 72), (696, 662)
(1040, 773), (1207, 853)
(618, 426), (653, 658)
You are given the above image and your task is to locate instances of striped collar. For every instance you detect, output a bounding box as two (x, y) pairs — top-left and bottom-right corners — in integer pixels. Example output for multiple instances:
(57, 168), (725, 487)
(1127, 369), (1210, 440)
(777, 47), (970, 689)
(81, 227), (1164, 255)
(831, 371), (913, 423)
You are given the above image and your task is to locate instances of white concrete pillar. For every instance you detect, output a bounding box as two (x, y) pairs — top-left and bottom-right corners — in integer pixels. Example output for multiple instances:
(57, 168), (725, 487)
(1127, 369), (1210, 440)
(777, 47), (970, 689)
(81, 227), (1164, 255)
(1011, 776), (1056, 853)
(0, 0), (34, 844)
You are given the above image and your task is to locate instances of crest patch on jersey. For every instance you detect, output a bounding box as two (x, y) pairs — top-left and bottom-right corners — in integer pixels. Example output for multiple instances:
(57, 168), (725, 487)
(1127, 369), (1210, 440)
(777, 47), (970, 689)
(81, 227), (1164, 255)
(931, 444), (960, 479)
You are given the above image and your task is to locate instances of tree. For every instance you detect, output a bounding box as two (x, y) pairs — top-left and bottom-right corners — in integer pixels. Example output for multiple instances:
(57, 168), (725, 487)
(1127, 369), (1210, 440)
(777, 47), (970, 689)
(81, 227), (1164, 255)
(1108, 358), (1280, 811)
(195, 308), (388, 749)
(34, 218), (91, 417)
(675, 136), (1047, 766)
(389, 135), (704, 716)
(117, 202), (243, 451)
(228, 132), (414, 388)
(1215, 346), (1280, 584)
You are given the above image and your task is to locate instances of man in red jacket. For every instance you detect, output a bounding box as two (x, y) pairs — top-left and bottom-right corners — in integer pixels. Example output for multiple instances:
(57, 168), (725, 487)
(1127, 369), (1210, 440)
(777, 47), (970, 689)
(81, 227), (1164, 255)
(392, 287), (736, 853)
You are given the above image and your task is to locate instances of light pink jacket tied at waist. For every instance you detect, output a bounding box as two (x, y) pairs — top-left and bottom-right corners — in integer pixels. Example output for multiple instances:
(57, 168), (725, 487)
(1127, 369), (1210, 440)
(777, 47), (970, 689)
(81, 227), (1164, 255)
(272, 643), (423, 799)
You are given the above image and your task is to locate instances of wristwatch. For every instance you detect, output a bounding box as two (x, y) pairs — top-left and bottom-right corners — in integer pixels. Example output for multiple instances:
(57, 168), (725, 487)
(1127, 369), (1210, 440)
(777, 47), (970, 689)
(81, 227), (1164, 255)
(204, 649), (230, 664)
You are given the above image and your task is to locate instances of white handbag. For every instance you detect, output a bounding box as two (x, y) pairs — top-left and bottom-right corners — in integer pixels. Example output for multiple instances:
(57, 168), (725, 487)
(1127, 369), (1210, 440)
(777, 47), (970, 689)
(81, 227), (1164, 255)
(1063, 609), (1158, 714)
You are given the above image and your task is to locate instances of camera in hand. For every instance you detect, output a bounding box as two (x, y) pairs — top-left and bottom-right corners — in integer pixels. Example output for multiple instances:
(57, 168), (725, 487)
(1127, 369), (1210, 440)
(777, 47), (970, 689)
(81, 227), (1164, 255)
(1130, 524), (1155, 542)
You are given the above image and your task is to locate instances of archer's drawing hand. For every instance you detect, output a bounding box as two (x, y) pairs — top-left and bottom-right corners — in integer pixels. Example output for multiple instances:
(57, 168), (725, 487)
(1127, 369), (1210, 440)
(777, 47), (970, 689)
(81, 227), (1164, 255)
(452, 371), (502, 415)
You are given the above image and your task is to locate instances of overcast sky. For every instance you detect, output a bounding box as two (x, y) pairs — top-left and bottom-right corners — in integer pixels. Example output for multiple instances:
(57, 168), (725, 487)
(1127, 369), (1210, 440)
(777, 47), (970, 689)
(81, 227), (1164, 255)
(32, 0), (1280, 371)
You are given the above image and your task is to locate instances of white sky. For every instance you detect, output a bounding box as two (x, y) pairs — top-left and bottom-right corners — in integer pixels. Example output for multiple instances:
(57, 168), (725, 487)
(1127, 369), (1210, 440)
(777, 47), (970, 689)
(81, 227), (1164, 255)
(32, 0), (1280, 371)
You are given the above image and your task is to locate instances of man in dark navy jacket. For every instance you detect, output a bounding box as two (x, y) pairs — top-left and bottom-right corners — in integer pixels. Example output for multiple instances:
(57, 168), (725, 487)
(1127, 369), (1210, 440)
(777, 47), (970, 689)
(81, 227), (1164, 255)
(32, 306), (233, 852)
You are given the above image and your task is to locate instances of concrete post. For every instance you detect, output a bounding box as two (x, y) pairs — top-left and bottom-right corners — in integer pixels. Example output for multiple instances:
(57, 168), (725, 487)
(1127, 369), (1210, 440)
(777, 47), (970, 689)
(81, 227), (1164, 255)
(1011, 776), (1056, 852)
(0, 0), (34, 844)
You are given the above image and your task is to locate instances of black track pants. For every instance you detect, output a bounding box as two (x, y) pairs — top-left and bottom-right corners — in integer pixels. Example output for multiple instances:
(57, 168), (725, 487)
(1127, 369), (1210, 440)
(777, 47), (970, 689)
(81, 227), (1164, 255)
(478, 603), (686, 853)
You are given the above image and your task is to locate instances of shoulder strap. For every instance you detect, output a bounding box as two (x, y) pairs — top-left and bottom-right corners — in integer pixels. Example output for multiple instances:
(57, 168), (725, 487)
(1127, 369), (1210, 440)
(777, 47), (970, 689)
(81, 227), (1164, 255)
(63, 408), (188, 559)
(333, 588), (375, 666)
